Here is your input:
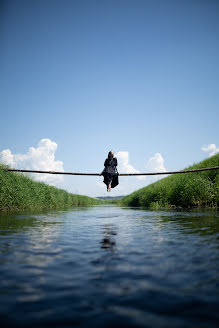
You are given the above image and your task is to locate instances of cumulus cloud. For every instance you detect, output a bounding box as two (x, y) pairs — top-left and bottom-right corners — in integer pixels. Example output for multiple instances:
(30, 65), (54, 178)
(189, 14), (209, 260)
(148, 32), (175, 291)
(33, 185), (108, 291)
(116, 151), (139, 174)
(116, 151), (145, 180)
(145, 153), (166, 173)
(144, 153), (166, 182)
(115, 151), (167, 181)
(0, 149), (15, 166)
(0, 139), (64, 185)
(201, 144), (219, 157)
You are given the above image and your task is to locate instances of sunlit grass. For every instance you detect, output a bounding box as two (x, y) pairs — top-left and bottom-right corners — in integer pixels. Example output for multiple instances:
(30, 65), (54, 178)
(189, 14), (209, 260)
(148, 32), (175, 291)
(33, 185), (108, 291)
(0, 165), (102, 211)
(117, 154), (219, 209)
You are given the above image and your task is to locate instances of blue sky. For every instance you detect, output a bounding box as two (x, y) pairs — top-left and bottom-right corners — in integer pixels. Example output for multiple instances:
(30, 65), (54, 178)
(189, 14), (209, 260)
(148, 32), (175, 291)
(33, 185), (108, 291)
(0, 0), (218, 197)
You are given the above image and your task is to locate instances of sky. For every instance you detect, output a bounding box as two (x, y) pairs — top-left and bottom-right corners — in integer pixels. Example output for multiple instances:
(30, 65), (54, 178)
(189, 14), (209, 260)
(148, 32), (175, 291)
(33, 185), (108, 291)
(0, 0), (218, 197)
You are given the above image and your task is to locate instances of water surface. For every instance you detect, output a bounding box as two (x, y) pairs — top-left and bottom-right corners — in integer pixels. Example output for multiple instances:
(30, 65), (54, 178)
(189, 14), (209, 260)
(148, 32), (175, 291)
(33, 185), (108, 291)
(0, 205), (219, 327)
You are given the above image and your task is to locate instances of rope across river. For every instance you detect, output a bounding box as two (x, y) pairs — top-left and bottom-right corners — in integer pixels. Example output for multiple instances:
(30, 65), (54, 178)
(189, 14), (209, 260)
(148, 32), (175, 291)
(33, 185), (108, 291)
(6, 166), (219, 176)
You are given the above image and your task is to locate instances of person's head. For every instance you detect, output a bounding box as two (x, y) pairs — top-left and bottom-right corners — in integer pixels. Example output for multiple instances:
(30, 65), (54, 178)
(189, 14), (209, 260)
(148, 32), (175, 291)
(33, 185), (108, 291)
(108, 151), (114, 159)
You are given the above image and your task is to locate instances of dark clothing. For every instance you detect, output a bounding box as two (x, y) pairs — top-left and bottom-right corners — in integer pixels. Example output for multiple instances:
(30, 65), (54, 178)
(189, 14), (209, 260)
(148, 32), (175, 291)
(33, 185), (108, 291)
(102, 157), (119, 188)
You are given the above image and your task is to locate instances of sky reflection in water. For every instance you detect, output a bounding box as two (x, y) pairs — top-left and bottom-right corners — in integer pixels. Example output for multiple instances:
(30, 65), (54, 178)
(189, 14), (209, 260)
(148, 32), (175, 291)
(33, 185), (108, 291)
(0, 205), (219, 328)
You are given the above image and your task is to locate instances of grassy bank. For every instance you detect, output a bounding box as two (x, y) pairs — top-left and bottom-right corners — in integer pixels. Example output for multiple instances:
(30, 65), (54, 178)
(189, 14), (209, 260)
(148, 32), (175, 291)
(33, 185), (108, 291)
(117, 154), (219, 209)
(0, 164), (102, 211)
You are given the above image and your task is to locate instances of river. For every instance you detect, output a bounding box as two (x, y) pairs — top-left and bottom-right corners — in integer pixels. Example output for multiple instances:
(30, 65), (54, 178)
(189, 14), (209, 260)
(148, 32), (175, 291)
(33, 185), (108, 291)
(0, 205), (219, 327)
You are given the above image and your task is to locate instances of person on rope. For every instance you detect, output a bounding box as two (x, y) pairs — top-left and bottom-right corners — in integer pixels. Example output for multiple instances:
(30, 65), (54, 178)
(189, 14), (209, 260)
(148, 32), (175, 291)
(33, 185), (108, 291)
(100, 151), (119, 192)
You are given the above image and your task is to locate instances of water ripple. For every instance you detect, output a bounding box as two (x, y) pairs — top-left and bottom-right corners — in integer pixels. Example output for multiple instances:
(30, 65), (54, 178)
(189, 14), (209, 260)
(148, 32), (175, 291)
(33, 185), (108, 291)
(0, 206), (219, 327)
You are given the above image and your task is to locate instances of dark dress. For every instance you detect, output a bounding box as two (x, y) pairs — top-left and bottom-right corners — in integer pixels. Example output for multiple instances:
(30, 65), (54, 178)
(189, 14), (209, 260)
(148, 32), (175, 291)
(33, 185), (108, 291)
(102, 157), (119, 188)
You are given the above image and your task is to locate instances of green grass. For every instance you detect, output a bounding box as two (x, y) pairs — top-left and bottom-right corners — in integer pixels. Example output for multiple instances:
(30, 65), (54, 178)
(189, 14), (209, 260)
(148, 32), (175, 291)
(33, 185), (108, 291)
(0, 164), (102, 211)
(117, 154), (219, 209)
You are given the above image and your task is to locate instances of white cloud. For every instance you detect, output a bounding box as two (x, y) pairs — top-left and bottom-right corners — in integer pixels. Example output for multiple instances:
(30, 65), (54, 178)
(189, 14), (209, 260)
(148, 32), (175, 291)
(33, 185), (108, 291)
(115, 151), (167, 181)
(201, 144), (219, 157)
(0, 149), (15, 166)
(144, 153), (167, 182)
(0, 139), (64, 185)
(116, 151), (139, 174)
(145, 153), (166, 173)
(116, 151), (145, 180)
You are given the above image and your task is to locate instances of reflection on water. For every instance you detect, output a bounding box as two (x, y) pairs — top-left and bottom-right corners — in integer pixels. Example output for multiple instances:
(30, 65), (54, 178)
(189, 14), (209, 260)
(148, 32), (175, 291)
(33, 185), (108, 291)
(101, 224), (117, 250)
(0, 206), (219, 328)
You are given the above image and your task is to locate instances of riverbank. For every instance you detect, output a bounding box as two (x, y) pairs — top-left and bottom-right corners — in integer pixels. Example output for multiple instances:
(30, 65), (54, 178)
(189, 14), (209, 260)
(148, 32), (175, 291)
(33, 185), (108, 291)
(117, 154), (219, 209)
(0, 164), (102, 211)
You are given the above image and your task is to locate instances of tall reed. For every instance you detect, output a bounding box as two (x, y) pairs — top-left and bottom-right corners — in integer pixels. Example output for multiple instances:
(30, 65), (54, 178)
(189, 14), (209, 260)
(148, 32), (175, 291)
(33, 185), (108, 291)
(0, 165), (102, 211)
(117, 154), (219, 209)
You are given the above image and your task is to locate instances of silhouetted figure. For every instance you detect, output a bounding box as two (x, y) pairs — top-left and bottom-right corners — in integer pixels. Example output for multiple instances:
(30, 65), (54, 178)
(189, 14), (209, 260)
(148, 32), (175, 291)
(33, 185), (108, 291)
(100, 151), (119, 192)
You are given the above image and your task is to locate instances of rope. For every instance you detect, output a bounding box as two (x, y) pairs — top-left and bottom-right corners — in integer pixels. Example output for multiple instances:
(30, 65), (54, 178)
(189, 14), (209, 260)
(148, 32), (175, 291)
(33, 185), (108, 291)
(6, 166), (219, 176)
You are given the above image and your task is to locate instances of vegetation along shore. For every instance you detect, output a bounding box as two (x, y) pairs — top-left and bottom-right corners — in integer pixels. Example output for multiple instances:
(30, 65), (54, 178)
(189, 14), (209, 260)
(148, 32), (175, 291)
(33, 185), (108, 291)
(117, 154), (219, 209)
(1, 154), (219, 211)
(0, 164), (102, 211)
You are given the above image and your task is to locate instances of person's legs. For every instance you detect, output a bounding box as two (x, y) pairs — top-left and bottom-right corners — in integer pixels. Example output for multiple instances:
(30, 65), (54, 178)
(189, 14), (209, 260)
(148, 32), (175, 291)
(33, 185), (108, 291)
(108, 180), (112, 192)
(107, 179), (112, 192)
